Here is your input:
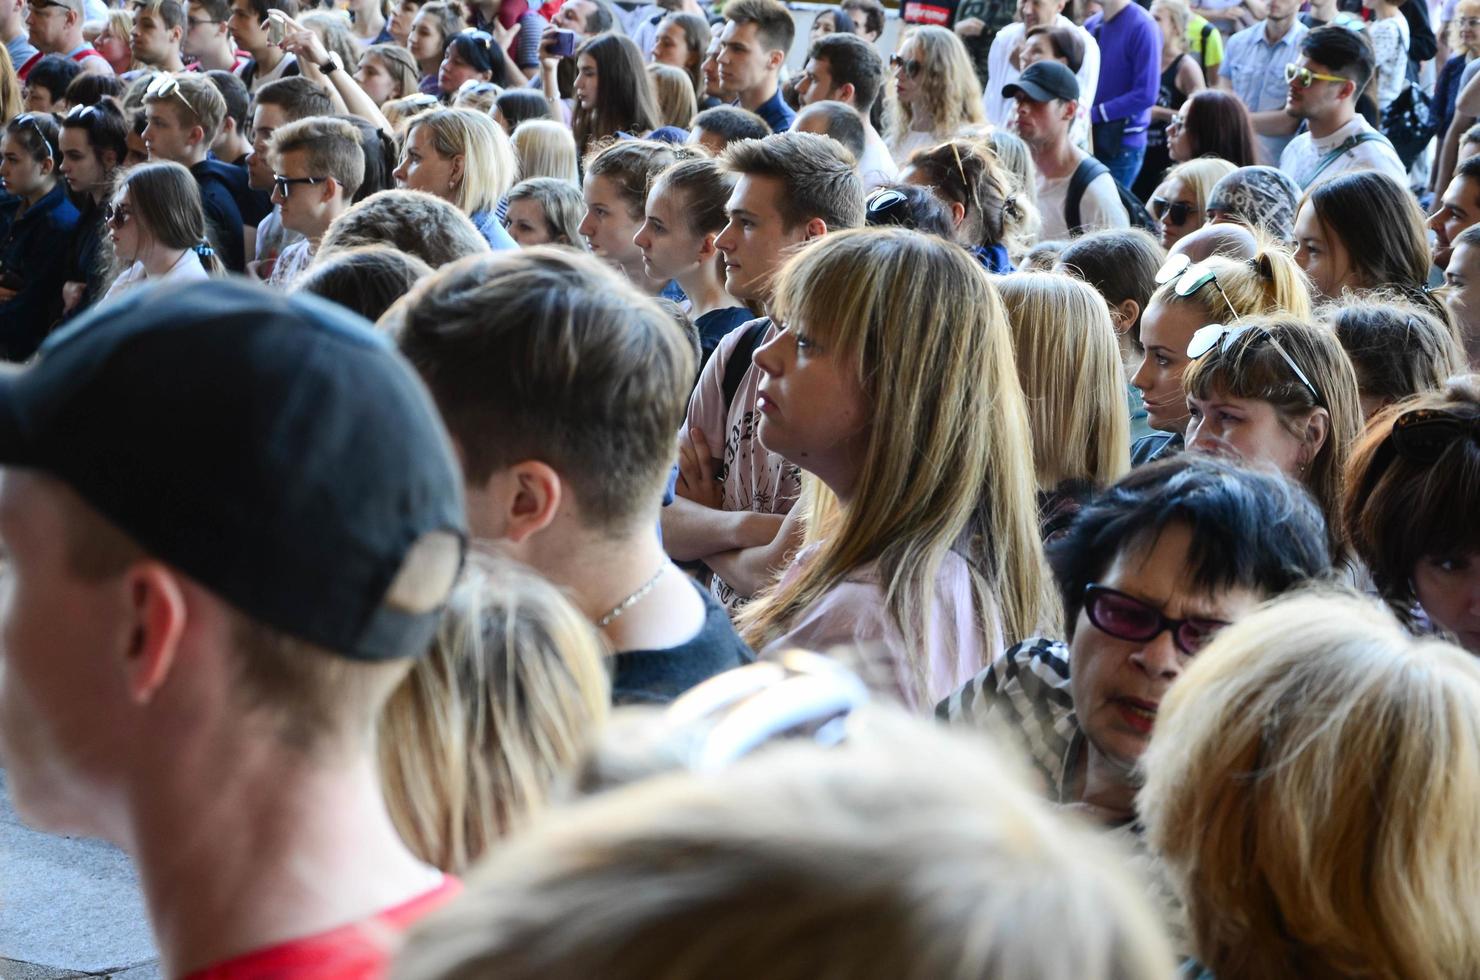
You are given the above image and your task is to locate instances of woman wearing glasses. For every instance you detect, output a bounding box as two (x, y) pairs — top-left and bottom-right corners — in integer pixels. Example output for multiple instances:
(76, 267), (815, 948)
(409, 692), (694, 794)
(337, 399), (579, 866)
(1182, 315), (1363, 563)
(0, 112), (78, 359)
(1345, 376), (1480, 654)
(1146, 156), (1232, 250)
(1129, 246), (1310, 464)
(885, 26), (985, 163)
(1165, 88), (1258, 169)
(100, 160), (222, 302)
(942, 455), (1331, 828)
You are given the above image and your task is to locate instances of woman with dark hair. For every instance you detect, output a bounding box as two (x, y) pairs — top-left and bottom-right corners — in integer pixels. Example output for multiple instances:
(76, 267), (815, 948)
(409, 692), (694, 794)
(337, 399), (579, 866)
(1167, 88), (1259, 168)
(542, 31), (659, 158)
(337, 113), (399, 201)
(652, 12), (715, 108)
(1294, 169), (1443, 319)
(494, 88), (554, 133)
(437, 29), (509, 98)
(58, 98), (128, 320)
(1326, 293), (1467, 419)
(1137, 0), (1205, 200)
(408, 1), (464, 94)
(900, 137), (1030, 273)
(0, 111), (79, 355)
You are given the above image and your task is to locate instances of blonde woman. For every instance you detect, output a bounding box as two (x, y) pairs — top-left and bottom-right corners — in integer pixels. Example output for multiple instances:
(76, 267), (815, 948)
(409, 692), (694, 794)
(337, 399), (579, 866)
(887, 26), (987, 162)
(511, 118), (579, 185)
(0, 44), (20, 126)
(393, 706), (1178, 980)
(1140, 592), (1480, 979)
(1148, 156), (1234, 250)
(378, 554), (610, 874)
(1130, 243), (1311, 462)
(392, 107), (519, 248)
(95, 9), (140, 76)
(996, 273), (1130, 539)
(738, 228), (1058, 711)
(647, 61), (697, 130)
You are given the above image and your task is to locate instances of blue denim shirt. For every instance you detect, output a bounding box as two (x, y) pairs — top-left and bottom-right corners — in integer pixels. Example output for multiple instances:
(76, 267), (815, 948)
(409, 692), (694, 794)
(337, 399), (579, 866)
(1224, 19), (1308, 164)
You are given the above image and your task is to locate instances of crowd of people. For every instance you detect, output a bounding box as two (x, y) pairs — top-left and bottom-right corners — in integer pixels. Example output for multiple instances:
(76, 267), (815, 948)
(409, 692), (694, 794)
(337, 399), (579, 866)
(1, 0), (1479, 973)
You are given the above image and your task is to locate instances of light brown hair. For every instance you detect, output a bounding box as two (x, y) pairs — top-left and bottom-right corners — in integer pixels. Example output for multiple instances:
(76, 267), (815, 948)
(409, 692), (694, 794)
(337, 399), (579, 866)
(270, 115), (367, 200)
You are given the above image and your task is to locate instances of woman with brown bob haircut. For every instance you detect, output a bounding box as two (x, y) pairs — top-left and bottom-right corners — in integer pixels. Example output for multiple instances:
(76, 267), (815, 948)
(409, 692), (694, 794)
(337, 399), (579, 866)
(1140, 592), (1480, 978)
(1344, 375), (1480, 654)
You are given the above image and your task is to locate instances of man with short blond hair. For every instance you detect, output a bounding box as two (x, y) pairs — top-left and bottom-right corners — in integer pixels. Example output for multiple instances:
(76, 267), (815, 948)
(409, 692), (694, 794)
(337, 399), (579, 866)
(267, 116), (365, 285)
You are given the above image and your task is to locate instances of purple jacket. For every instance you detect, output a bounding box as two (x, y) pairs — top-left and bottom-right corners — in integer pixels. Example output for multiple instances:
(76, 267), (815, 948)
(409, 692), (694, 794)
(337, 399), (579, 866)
(1084, 2), (1162, 148)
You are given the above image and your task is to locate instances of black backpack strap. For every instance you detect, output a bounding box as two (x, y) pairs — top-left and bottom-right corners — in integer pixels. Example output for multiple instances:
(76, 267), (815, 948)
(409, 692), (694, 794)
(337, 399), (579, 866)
(722, 319), (769, 413)
(1065, 156), (1109, 235)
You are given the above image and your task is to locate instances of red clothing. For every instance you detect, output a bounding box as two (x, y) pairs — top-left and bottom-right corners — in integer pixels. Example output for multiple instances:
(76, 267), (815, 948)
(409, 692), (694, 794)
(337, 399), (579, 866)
(17, 46), (103, 81)
(182, 876), (461, 980)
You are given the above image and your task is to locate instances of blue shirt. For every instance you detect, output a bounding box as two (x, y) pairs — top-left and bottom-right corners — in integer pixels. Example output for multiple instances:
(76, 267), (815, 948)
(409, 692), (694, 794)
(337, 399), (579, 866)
(471, 209), (519, 250)
(0, 182), (81, 359)
(1224, 19), (1308, 164)
(5, 34), (37, 70)
(745, 88), (795, 134)
(1084, 3), (1161, 148)
(694, 306), (754, 369)
(191, 158), (247, 273)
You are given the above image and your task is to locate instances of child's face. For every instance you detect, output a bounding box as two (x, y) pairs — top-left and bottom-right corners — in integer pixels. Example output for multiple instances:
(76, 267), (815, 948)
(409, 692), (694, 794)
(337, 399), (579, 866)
(21, 84), (60, 115)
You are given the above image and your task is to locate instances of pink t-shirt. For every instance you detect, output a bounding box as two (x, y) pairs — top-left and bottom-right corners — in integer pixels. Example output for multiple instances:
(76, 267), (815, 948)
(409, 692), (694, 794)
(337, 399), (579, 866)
(684, 318), (803, 610)
(759, 544), (1004, 712)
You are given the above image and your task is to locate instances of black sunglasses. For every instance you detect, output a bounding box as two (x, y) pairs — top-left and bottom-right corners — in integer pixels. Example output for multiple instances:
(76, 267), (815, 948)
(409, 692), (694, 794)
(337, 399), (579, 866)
(1083, 584), (1230, 657)
(103, 202), (132, 226)
(1391, 408), (1480, 463)
(1187, 322), (1325, 409)
(865, 188), (912, 227)
(272, 174), (325, 197)
(1150, 196), (1194, 227)
(889, 53), (923, 78)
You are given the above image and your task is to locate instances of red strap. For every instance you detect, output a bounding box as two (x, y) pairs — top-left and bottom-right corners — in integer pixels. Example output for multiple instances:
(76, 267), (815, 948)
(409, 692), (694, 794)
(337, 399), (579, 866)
(17, 51), (42, 81)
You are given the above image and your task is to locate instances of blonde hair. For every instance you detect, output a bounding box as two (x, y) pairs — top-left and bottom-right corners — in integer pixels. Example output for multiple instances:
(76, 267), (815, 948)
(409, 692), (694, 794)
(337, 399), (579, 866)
(0, 44), (21, 125)
(103, 10), (141, 74)
(1149, 0), (1190, 55)
(997, 273), (1131, 491)
(302, 11), (362, 73)
(647, 61), (698, 129)
(1182, 315), (1363, 557)
(511, 118), (579, 185)
(378, 554), (610, 873)
(737, 229), (1059, 701)
(406, 107), (518, 216)
(889, 26), (986, 147)
(1149, 243), (1312, 326)
(393, 707), (1178, 980)
(1161, 156), (1235, 216)
(1140, 592), (1480, 979)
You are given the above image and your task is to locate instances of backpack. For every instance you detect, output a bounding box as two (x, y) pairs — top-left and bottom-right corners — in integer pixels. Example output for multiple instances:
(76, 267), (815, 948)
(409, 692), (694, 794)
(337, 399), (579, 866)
(1064, 156), (1157, 236)
(721, 318), (770, 414)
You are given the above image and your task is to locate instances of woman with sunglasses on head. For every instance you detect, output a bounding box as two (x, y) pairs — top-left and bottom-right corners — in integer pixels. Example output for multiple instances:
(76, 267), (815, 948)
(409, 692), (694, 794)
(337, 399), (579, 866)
(1345, 376), (1480, 654)
(887, 26), (986, 163)
(899, 137), (1033, 274)
(393, 106), (518, 248)
(57, 98), (126, 321)
(0, 111), (78, 359)
(100, 160), (223, 302)
(1294, 169), (1446, 319)
(408, 1), (464, 95)
(1147, 156), (1232, 251)
(1130, 245), (1310, 464)
(1165, 89), (1257, 169)
(942, 454), (1331, 828)
(1182, 315), (1363, 563)
(436, 29), (509, 98)
(736, 228), (1059, 712)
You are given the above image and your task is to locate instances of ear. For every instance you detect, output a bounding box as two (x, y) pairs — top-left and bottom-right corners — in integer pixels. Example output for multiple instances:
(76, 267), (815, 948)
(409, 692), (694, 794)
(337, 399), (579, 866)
(1112, 297), (1140, 332)
(500, 460), (564, 544)
(766, 47), (784, 72)
(1062, 98), (1078, 122)
(188, 123), (206, 149)
(697, 229), (719, 261)
(802, 216), (827, 240)
(836, 81), (856, 104)
(100, 148), (119, 170)
(948, 199), (966, 229)
(1300, 407), (1330, 465)
(448, 151), (465, 189)
(120, 562), (188, 704)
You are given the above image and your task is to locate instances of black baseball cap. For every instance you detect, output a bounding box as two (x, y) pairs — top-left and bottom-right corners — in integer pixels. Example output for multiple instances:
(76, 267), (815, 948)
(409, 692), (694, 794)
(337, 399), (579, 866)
(0, 280), (467, 662)
(1002, 61), (1080, 103)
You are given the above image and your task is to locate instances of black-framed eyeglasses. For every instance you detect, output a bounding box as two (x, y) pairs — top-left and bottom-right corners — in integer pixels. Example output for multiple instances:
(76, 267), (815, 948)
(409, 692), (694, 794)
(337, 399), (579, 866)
(12, 113), (54, 162)
(889, 53), (923, 78)
(1149, 196), (1194, 227)
(1155, 252), (1239, 319)
(272, 174), (325, 197)
(1083, 584), (1230, 657)
(103, 202), (132, 226)
(865, 188), (911, 227)
(1390, 408), (1480, 464)
(146, 73), (196, 115)
(1186, 322), (1325, 408)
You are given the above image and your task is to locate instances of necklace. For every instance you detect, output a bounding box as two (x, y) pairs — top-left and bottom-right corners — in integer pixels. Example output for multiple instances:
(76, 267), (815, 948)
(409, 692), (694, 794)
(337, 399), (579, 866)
(596, 563), (670, 628)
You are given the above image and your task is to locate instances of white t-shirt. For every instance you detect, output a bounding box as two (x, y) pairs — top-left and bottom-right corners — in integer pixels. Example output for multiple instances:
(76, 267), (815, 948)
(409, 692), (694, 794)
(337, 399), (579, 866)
(250, 52), (298, 92)
(857, 127), (898, 191)
(267, 238), (314, 287)
(1036, 156), (1129, 239)
(1278, 115), (1409, 190)
(982, 15), (1100, 151)
(102, 249), (208, 302)
(1368, 14), (1410, 112)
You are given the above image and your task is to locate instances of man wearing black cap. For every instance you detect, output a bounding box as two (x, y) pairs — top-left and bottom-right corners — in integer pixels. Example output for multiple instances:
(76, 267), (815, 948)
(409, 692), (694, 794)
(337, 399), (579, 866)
(0, 280), (467, 976)
(1006, 59), (1129, 240)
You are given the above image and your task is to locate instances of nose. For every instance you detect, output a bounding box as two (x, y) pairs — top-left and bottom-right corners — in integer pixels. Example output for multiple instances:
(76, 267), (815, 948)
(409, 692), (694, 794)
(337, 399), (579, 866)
(1130, 352), (1153, 394)
(752, 329), (784, 378)
(1185, 415), (1218, 454)
(714, 219), (737, 255)
(1129, 629), (1183, 680)
(578, 209), (596, 238)
(632, 220), (650, 250)
(391, 158), (408, 183)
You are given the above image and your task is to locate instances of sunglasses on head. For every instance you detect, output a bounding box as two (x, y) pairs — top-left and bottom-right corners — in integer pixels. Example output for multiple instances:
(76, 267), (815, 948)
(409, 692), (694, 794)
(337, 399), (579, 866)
(1150, 196), (1194, 227)
(1284, 62), (1347, 88)
(1083, 584), (1230, 657)
(1155, 252), (1240, 318)
(1390, 408), (1480, 464)
(889, 53), (923, 78)
(1186, 322), (1325, 408)
(12, 113), (54, 162)
(865, 188), (912, 227)
(146, 73), (196, 115)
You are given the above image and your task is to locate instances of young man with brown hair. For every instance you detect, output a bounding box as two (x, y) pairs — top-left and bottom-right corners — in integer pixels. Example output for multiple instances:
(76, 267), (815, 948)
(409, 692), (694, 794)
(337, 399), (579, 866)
(0, 280), (467, 977)
(390, 248), (752, 704)
(184, 0), (251, 71)
(246, 75), (334, 276)
(717, 0), (796, 132)
(266, 116), (365, 285)
(131, 0), (188, 72)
